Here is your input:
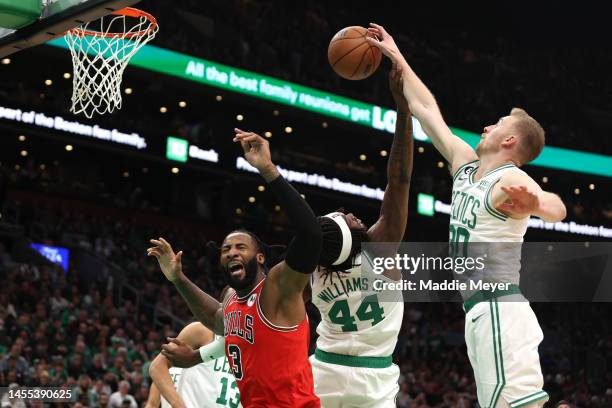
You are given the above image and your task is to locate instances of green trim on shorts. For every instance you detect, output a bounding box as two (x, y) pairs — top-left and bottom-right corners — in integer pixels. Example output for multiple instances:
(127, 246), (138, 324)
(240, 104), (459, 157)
(489, 299), (506, 408)
(314, 348), (393, 368)
(510, 391), (550, 407)
(463, 284), (521, 314)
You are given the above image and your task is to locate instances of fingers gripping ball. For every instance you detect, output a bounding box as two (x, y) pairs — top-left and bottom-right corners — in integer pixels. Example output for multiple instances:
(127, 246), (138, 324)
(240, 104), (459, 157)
(328, 26), (382, 80)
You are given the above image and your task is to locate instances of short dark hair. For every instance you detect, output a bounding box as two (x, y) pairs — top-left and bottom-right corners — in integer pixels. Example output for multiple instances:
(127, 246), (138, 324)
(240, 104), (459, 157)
(216, 229), (286, 273)
(206, 230), (266, 265)
(228, 229), (266, 254)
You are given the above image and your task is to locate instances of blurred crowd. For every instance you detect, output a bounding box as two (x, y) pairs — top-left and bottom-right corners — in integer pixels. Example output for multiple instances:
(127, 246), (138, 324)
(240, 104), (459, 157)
(0, 202), (226, 407)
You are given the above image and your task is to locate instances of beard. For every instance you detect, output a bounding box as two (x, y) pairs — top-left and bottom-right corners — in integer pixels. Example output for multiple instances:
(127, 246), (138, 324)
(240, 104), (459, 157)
(223, 256), (260, 291)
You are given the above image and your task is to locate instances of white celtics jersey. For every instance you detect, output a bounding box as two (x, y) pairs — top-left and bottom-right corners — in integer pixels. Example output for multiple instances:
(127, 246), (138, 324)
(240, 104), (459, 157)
(160, 348), (241, 408)
(311, 251), (404, 357)
(450, 161), (529, 293)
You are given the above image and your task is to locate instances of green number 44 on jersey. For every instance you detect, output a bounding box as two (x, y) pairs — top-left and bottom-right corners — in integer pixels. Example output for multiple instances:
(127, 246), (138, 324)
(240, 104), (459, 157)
(328, 294), (385, 332)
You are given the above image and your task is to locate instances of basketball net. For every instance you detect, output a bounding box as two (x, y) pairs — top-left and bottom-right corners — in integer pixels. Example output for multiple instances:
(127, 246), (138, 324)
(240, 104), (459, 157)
(64, 8), (158, 118)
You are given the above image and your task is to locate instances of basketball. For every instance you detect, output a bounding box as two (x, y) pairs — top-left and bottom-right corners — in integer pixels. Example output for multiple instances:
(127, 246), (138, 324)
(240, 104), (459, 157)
(328, 26), (382, 80)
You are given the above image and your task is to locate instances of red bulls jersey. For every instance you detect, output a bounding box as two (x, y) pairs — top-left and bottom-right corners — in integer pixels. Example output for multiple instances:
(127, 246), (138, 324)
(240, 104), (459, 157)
(223, 278), (320, 408)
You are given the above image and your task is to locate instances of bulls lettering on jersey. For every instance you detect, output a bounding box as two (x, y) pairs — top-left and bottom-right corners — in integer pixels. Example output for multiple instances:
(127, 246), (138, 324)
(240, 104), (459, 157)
(223, 279), (320, 408)
(224, 310), (254, 344)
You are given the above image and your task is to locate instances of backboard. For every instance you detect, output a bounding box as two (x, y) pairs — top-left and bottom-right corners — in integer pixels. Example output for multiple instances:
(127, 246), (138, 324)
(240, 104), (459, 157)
(0, 0), (140, 58)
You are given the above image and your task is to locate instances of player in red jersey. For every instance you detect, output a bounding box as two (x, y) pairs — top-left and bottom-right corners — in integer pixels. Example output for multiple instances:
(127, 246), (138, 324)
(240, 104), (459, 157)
(148, 129), (322, 407)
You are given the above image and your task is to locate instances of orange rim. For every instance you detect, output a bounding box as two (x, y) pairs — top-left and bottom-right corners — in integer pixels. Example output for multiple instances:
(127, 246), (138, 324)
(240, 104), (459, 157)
(68, 7), (158, 39)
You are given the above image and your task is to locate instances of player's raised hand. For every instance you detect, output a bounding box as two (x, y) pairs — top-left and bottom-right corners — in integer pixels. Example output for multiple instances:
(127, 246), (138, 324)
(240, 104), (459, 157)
(499, 185), (540, 218)
(366, 23), (404, 64)
(233, 128), (279, 181)
(147, 237), (184, 282)
(389, 62), (409, 113)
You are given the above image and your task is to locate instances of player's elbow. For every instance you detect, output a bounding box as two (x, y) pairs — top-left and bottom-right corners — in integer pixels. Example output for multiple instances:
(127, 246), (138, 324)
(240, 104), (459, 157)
(543, 194), (567, 223)
(285, 227), (322, 275)
(309, 222), (323, 242)
(539, 204), (566, 223)
(310, 226), (323, 256)
(302, 225), (323, 261)
(558, 202), (567, 221)
(298, 217), (323, 245)
(553, 203), (567, 223)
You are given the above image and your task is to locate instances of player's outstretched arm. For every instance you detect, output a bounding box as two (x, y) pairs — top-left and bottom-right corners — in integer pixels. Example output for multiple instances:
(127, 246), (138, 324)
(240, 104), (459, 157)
(490, 172), (567, 222)
(366, 23), (477, 172)
(147, 238), (224, 335)
(368, 62), (413, 247)
(530, 190), (566, 222)
(234, 129), (322, 326)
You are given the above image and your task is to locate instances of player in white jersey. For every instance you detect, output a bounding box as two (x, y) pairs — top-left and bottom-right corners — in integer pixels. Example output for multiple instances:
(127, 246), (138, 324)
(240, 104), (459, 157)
(309, 64), (414, 408)
(368, 24), (567, 408)
(145, 288), (241, 408)
(146, 322), (240, 408)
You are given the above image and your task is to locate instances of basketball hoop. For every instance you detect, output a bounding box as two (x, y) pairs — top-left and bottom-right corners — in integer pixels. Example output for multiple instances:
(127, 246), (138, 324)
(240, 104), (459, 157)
(64, 7), (158, 118)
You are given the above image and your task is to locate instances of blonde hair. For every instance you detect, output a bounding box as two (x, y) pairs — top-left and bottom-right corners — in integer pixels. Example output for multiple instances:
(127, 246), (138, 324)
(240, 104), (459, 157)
(510, 107), (545, 165)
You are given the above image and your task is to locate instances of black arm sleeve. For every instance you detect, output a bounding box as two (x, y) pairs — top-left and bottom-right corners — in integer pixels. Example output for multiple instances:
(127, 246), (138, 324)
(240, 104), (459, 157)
(267, 175), (322, 274)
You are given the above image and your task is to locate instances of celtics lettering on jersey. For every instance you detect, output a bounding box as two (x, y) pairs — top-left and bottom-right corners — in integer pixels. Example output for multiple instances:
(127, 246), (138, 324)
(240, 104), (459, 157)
(450, 161), (529, 243)
(449, 162), (481, 255)
(169, 370), (181, 386)
(450, 189), (481, 230)
(449, 189), (480, 256)
(449, 161), (528, 292)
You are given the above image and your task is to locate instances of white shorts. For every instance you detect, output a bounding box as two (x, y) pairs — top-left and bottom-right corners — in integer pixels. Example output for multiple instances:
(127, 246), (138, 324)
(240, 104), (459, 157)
(310, 352), (399, 408)
(465, 298), (549, 408)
